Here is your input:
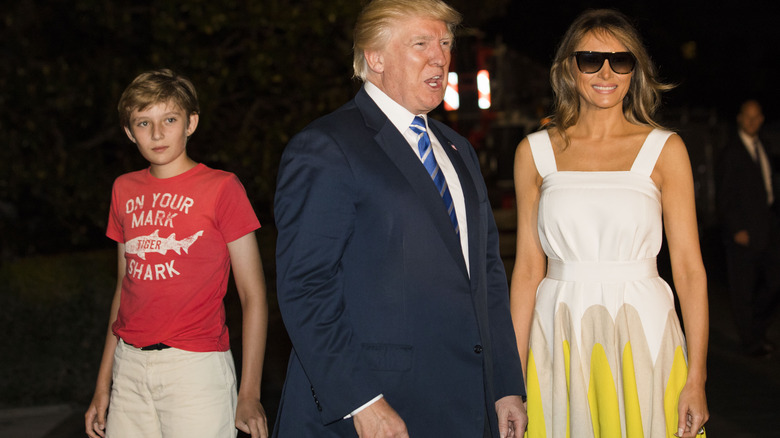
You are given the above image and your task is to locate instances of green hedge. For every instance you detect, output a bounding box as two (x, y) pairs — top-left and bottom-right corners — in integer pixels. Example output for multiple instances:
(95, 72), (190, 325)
(0, 250), (115, 407)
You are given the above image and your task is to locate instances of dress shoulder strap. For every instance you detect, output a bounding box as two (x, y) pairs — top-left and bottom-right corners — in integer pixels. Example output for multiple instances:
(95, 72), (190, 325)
(527, 130), (557, 178)
(630, 129), (674, 176)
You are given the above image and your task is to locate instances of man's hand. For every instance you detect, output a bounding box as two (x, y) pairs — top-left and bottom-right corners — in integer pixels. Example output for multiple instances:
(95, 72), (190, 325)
(495, 395), (527, 438)
(352, 397), (408, 438)
(235, 396), (268, 438)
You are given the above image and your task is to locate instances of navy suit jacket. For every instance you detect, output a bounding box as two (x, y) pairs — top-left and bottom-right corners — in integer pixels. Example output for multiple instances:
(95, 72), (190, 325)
(716, 133), (776, 251)
(273, 87), (525, 437)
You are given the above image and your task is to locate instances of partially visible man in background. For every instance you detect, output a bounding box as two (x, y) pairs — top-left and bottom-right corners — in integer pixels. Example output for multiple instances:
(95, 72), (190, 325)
(717, 99), (780, 357)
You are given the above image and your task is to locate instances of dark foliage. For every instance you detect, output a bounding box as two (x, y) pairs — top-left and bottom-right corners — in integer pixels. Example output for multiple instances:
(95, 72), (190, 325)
(1, 0), (367, 257)
(0, 0), (513, 259)
(0, 251), (115, 406)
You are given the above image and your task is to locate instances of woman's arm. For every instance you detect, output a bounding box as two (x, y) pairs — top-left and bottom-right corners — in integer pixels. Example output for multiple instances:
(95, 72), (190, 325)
(655, 134), (710, 437)
(510, 137), (547, 375)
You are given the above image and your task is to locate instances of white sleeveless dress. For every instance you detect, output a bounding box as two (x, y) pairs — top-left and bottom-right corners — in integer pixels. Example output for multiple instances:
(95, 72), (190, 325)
(524, 129), (696, 438)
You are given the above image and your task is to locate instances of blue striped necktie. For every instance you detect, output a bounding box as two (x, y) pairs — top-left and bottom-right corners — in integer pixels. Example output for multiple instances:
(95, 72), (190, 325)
(409, 116), (459, 234)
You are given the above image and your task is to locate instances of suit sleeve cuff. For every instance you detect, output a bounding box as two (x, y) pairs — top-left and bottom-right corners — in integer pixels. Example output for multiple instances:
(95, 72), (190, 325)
(343, 394), (384, 419)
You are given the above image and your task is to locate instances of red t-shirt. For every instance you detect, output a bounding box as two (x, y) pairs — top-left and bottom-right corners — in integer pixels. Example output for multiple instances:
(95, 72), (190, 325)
(107, 163), (260, 352)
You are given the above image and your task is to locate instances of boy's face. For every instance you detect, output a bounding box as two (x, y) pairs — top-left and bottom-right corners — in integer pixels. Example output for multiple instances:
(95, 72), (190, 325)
(124, 101), (199, 177)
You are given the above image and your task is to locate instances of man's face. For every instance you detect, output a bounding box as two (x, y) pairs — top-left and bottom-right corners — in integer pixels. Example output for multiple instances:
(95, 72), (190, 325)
(738, 102), (764, 137)
(367, 16), (453, 115)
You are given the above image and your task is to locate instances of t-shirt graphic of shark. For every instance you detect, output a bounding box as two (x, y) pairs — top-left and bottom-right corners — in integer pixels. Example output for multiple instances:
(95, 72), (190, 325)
(125, 229), (204, 260)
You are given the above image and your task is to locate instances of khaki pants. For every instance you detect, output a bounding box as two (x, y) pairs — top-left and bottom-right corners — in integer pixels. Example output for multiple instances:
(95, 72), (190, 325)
(106, 340), (238, 438)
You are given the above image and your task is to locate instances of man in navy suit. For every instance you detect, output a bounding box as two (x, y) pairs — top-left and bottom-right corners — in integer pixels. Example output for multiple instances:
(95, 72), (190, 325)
(272, 0), (527, 436)
(717, 99), (780, 357)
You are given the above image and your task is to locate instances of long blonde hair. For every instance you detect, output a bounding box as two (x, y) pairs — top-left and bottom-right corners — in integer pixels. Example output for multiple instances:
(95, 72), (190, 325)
(547, 9), (673, 144)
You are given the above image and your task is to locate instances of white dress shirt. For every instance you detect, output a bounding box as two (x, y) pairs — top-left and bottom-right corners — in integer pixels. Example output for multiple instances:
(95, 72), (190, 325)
(364, 81), (470, 273)
(739, 129), (774, 205)
(344, 83), (473, 419)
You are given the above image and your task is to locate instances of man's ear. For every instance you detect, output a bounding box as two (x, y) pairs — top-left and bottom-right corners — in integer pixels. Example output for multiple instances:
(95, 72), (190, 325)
(186, 113), (199, 137)
(365, 49), (385, 74)
(124, 126), (137, 143)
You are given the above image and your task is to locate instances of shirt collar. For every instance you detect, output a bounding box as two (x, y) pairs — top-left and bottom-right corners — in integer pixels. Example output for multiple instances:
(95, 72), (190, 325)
(364, 81), (427, 134)
(739, 129), (759, 149)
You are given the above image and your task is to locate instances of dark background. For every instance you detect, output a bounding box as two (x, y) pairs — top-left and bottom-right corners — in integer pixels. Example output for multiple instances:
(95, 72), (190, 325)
(488, 0), (779, 114)
(2, 0), (780, 435)
(2, 0), (778, 258)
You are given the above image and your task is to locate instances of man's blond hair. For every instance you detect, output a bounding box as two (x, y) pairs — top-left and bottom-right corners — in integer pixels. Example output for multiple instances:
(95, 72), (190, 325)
(352, 0), (461, 81)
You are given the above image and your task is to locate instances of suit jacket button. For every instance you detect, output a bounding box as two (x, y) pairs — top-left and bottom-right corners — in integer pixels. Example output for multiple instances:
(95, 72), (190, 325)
(473, 344), (483, 354)
(311, 385), (322, 411)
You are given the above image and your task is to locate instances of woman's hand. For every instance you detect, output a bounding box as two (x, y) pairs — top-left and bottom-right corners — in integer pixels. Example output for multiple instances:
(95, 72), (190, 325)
(675, 382), (708, 437)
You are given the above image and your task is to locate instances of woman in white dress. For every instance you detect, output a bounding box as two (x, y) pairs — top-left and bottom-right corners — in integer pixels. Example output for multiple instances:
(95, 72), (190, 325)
(510, 9), (709, 438)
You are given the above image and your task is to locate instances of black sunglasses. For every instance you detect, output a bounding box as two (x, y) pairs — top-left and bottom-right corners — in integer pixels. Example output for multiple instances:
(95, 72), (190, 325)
(572, 51), (636, 74)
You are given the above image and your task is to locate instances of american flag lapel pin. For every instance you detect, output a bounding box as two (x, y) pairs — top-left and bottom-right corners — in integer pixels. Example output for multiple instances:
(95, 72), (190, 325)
(450, 142), (457, 151)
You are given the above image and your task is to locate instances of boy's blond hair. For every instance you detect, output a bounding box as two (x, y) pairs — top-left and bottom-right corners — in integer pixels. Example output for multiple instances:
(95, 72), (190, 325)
(118, 69), (199, 128)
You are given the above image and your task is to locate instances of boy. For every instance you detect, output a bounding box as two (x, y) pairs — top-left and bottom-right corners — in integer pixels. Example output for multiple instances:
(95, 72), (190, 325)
(85, 69), (268, 438)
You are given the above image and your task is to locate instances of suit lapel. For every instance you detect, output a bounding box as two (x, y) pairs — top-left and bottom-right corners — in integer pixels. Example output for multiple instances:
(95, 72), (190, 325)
(355, 90), (468, 275)
(430, 122), (481, 280)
